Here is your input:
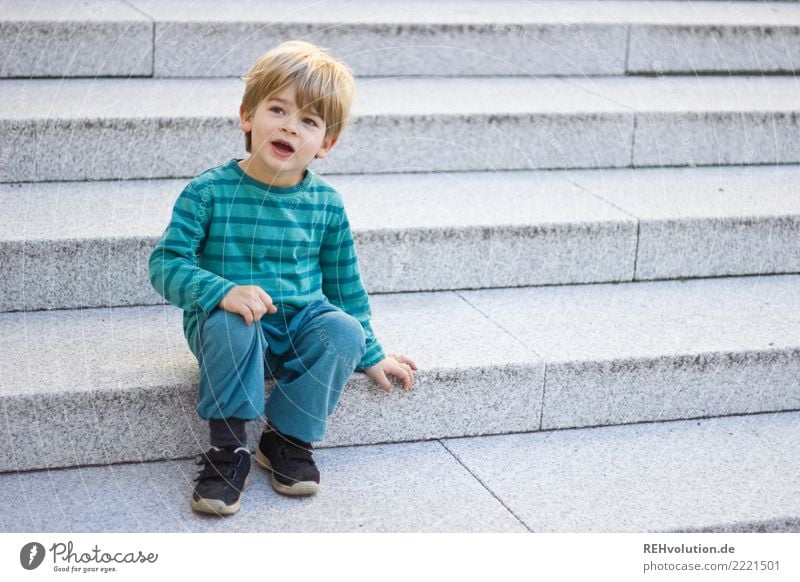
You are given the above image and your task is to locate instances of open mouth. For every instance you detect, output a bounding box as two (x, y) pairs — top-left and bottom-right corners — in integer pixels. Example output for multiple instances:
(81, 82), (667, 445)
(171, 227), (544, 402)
(271, 140), (295, 154)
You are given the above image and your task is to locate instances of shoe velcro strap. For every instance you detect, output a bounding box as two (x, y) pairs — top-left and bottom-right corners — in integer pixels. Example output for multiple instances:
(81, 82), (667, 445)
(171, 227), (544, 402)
(204, 449), (239, 464)
(284, 451), (314, 463)
(194, 450), (241, 481)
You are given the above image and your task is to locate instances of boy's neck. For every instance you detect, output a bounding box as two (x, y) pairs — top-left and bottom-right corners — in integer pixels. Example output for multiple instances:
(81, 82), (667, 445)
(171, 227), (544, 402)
(238, 158), (306, 189)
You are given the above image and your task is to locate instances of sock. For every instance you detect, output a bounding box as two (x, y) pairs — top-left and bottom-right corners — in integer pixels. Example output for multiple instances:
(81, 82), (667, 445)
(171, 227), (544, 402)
(209, 418), (247, 450)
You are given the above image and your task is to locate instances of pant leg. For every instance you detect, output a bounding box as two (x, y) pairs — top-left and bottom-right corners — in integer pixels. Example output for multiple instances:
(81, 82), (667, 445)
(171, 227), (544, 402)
(195, 309), (268, 421)
(262, 298), (367, 443)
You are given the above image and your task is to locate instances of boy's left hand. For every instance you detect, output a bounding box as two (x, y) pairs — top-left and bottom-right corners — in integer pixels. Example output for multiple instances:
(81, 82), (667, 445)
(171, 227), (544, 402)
(363, 353), (418, 393)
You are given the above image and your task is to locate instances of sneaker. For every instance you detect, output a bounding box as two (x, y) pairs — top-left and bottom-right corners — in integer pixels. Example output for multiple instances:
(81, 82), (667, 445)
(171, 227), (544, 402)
(191, 446), (251, 516)
(255, 422), (320, 496)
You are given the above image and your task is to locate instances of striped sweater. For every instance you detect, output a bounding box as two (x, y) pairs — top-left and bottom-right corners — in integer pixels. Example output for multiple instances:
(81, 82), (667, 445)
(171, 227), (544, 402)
(148, 159), (385, 371)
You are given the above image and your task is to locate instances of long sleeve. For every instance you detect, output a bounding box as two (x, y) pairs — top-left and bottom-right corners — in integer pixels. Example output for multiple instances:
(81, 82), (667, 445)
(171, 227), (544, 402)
(149, 183), (236, 315)
(319, 205), (385, 371)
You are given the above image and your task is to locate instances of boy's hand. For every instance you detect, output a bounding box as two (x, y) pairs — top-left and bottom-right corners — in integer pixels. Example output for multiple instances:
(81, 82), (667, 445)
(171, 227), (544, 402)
(218, 285), (278, 324)
(363, 353), (418, 393)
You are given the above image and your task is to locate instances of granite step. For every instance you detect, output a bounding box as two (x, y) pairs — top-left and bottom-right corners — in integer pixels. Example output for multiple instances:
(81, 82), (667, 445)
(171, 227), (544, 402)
(0, 0), (153, 79)
(1, 273), (798, 473)
(1, 410), (797, 532)
(2, 75), (799, 182)
(2, 164), (799, 313)
(443, 410), (800, 533)
(3, 0), (799, 79)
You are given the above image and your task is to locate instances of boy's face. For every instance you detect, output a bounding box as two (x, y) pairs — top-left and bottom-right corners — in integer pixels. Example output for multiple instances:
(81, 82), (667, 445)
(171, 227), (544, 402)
(239, 84), (337, 187)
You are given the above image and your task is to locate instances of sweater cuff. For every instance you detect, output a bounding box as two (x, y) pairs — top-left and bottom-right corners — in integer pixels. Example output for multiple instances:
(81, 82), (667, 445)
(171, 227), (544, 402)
(355, 343), (386, 372)
(195, 276), (237, 315)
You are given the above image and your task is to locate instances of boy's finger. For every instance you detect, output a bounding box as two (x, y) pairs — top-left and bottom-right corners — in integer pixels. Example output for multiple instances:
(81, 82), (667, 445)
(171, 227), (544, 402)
(257, 287), (275, 309)
(393, 365), (412, 391)
(247, 302), (259, 321)
(399, 354), (418, 370)
(243, 304), (255, 325)
(380, 371), (393, 393)
(258, 301), (270, 318)
(403, 368), (413, 390)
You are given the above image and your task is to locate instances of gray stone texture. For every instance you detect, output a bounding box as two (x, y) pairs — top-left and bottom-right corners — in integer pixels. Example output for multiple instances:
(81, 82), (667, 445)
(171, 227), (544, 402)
(0, 178), (186, 312)
(4, 164), (799, 312)
(7, 1), (796, 79)
(319, 76), (634, 175)
(635, 110), (800, 167)
(0, 78), (245, 183)
(8, 163), (800, 311)
(443, 411), (800, 532)
(134, 0), (628, 77)
(0, 0), (153, 78)
(0, 292), (543, 472)
(0, 441), (527, 532)
(0, 77), (635, 182)
(0, 170), (636, 311)
(330, 171), (637, 292)
(561, 75), (800, 167)
(679, 517), (800, 534)
(459, 274), (800, 430)
(624, 1), (800, 74)
(6, 75), (800, 182)
(3, 276), (799, 472)
(3, 411), (796, 532)
(323, 291), (543, 446)
(562, 165), (800, 279)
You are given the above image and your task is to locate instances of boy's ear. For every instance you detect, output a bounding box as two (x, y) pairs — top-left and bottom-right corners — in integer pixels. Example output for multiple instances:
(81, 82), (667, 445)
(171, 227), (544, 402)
(239, 104), (252, 133)
(315, 135), (338, 160)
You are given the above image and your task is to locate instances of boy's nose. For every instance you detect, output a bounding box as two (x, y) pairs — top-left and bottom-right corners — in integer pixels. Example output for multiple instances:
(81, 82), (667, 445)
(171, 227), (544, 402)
(280, 120), (299, 135)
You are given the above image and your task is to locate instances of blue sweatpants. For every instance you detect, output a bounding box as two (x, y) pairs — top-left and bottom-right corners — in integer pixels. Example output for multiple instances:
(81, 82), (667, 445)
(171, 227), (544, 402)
(190, 298), (367, 443)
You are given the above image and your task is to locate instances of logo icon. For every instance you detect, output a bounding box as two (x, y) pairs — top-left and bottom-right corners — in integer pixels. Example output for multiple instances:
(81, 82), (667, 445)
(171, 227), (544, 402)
(20, 542), (46, 570)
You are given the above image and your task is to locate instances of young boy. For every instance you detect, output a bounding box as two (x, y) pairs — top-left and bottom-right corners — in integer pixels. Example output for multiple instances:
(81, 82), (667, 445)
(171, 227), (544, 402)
(149, 40), (418, 516)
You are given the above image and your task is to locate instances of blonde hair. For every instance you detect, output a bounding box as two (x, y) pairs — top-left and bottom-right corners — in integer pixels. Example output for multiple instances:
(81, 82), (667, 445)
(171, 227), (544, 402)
(240, 40), (356, 152)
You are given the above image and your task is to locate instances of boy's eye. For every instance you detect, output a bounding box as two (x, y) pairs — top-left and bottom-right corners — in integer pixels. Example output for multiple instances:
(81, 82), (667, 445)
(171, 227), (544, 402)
(303, 118), (318, 127)
(270, 106), (284, 114)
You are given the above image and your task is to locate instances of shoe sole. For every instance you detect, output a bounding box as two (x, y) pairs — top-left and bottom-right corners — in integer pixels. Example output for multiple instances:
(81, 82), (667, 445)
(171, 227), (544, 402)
(254, 448), (319, 497)
(191, 474), (250, 516)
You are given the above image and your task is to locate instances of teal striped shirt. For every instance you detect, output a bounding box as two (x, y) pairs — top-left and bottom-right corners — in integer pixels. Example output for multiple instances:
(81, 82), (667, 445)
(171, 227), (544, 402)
(149, 159), (385, 371)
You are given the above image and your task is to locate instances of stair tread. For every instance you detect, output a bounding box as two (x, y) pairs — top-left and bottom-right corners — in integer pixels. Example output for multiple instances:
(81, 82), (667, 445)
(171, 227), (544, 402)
(445, 410), (800, 533)
(0, 76), (623, 120)
(3, 75), (797, 183)
(3, 75), (799, 122)
(3, 165), (799, 242)
(0, 287), (533, 397)
(2, 410), (797, 532)
(2, 274), (798, 398)
(5, 0), (798, 26)
(1, 0), (148, 22)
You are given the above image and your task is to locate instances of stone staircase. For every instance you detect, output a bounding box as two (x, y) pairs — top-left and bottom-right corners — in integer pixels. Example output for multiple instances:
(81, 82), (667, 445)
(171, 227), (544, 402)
(1, 0), (798, 532)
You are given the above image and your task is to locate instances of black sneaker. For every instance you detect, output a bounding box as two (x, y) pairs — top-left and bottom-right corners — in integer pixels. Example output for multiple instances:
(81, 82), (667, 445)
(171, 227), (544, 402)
(255, 422), (320, 496)
(191, 446), (251, 516)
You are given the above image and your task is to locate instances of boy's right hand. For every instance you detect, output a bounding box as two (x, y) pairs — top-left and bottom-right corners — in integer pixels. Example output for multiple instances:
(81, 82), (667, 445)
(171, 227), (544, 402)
(218, 285), (278, 324)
